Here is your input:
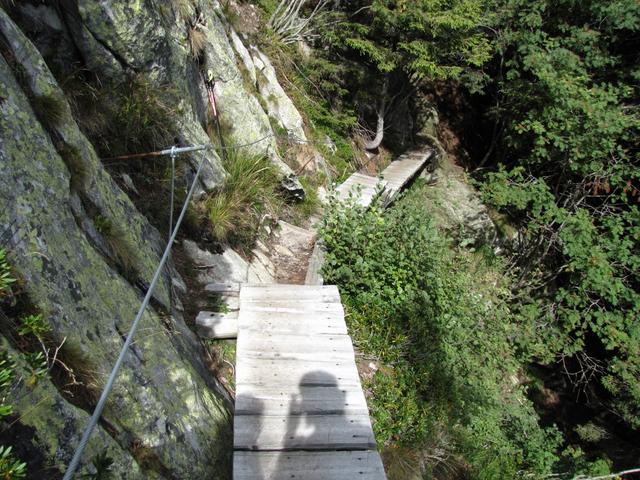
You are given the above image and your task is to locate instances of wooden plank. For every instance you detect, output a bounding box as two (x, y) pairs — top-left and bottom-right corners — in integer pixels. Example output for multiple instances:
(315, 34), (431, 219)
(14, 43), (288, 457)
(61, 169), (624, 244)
(237, 333), (355, 360)
(241, 284), (339, 300)
(240, 301), (344, 314)
(236, 358), (362, 387)
(234, 451), (386, 480)
(196, 311), (238, 339)
(381, 151), (432, 194)
(237, 313), (348, 335)
(305, 241), (326, 286)
(234, 413), (376, 450)
(335, 173), (388, 208)
(205, 282), (241, 295)
(236, 384), (369, 415)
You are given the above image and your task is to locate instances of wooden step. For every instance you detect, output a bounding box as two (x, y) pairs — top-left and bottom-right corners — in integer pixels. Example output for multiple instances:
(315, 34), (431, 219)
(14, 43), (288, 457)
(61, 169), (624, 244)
(234, 451), (386, 480)
(234, 413), (377, 450)
(205, 282), (241, 295)
(196, 311), (238, 339)
(236, 384), (369, 416)
(381, 150), (433, 203)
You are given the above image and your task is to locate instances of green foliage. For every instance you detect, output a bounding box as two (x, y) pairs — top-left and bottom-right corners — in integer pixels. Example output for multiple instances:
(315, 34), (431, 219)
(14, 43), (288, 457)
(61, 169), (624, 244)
(323, 0), (493, 84)
(87, 451), (114, 480)
(0, 446), (26, 480)
(0, 249), (15, 298)
(479, 0), (640, 429)
(93, 215), (113, 235)
(319, 185), (567, 477)
(66, 74), (177, 157)
(0, 353), (15, 420)
(17, 314), (49, 339)
(575, 423), (609, 444)
(23, 351), (48, 385)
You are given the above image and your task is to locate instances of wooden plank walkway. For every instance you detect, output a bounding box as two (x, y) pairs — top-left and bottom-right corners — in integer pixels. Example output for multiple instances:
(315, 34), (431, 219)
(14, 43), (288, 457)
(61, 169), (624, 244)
(233, 284), (386, 480)
(334, 149), (432, 209)
(381, 150), (433, 203)
(335, 172), (387, 208)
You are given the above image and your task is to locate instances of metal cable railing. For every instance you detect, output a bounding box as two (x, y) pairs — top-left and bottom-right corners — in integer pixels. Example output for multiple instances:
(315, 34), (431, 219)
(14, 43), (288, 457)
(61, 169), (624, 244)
(63, 144), (210, 480)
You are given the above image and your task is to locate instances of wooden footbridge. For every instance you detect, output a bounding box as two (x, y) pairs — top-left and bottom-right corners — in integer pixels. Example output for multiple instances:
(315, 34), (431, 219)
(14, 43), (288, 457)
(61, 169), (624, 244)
(196, 149), (433, 479)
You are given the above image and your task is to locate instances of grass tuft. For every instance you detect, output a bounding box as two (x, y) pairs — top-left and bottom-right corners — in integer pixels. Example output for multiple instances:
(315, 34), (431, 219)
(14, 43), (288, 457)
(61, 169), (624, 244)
(30, 94), (66, 127)
(171, 0), (193, 20)
(188, 26), (207, 58)
(199, 149), (282, 249)
(58, 143), (89, 191)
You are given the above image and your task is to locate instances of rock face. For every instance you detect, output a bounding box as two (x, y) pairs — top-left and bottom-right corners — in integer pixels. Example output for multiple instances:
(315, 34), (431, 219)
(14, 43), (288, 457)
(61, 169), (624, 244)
(10, 0), (307, 198)
(0, 9), (232, 479)
(182, 240), (250, 285)
(0, 338), (148, 479)
(421, 156), (497, 247)
(251, 47), (307, 142)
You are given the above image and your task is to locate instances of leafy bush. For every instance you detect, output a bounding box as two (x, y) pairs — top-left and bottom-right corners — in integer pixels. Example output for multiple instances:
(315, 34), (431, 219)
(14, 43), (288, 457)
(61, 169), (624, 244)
(319, 184), (597, 477)
(478, 0), (640, 430)
(0, 353), (15, 420)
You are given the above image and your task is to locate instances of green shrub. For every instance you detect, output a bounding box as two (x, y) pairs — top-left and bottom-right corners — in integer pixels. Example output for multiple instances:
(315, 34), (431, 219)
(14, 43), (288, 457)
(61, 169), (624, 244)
(318, 185), (574, 477)
(17, 314), (49, 338)
(0, 353), (15, 420)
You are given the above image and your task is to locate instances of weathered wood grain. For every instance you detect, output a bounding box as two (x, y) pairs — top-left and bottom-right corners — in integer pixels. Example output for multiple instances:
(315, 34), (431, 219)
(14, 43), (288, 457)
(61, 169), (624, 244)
(236, 384), (369, 416)
(236, 357), (361, 387)
(237, 311), (348, 335)
(381, 150), (433, 203)
(234, 413), (377, 450)
(234, 283), (385, 479)
(195, 311), (238, 339)
(335, 172), (388, 208)
(234, 451), (386, 480)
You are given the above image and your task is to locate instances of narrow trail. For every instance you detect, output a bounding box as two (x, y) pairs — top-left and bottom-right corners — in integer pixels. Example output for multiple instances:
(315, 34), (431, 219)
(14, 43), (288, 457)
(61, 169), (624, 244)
(196, 147), (433, 479)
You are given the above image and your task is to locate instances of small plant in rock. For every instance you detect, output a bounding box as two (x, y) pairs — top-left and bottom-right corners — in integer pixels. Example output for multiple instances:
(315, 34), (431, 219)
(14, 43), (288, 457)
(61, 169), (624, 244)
(93, 215), (113, 235)
(87, 451), (114, 479)
(0, 446), (26, 480)
(0, 353), (15, 419)
(24, 351), (48, 386)
(17, 314), (49, 338)
(188, 12), (207, 59)
(30, 94), (66, 127)
(0, 249), (15, 298)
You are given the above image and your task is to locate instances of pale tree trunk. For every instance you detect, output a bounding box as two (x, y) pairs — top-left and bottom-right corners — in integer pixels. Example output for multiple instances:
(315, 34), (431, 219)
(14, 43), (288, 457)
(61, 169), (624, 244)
(364, 77), (389, 151)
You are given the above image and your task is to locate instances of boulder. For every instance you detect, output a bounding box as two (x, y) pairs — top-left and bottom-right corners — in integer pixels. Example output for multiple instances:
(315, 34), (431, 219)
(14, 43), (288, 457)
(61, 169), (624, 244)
(182, 240), (249, 284)
(422, 157), (497, 247)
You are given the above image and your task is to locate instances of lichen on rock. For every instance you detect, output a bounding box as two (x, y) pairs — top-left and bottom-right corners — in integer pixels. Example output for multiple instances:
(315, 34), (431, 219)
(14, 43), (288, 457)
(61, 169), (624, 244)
(0, 20), (232, 478)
